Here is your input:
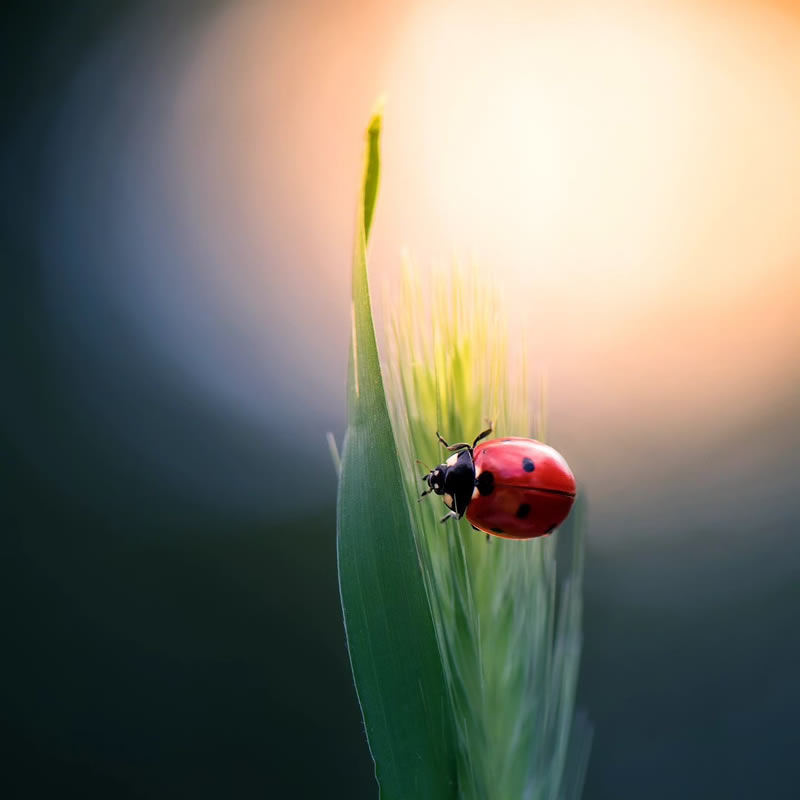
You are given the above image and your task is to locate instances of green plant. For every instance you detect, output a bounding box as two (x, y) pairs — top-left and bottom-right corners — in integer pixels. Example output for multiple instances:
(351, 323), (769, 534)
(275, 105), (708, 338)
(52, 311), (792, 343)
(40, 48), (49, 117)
(336, 106), (590, 800)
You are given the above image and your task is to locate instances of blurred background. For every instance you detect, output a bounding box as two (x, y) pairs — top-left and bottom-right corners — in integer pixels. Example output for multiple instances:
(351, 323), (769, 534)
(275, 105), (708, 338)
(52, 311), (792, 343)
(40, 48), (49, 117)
(3, 0), (799, 796)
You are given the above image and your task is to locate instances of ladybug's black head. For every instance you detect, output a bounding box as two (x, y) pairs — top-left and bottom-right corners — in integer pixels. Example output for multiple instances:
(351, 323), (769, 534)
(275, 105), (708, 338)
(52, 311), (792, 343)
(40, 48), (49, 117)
(426, 466), (447, 495)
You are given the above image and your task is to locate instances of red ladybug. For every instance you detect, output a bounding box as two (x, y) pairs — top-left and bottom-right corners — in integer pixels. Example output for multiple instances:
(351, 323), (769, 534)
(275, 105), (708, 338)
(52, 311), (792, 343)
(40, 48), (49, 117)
(421, 426), (576, 539)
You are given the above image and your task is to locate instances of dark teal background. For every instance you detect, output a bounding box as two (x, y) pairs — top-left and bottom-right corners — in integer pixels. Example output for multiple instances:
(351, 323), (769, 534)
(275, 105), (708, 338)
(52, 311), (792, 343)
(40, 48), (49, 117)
(3, 2), (799, 798)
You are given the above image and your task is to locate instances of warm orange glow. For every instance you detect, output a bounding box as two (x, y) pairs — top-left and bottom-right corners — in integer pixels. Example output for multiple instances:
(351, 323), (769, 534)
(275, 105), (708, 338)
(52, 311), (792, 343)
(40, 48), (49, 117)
(162, 0), (800, 513)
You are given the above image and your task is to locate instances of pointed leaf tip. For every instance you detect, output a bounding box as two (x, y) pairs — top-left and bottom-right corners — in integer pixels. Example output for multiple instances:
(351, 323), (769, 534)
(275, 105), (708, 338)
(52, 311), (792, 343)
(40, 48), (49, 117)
(362, 98), (383, 241)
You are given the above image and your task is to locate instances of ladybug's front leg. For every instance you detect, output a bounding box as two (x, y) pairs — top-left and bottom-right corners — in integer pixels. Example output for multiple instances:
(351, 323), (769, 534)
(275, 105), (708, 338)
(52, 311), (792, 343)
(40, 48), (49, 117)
(472, 424), (493, 448)
(436, 431), (471, 452)
(439, 511), (459, 523)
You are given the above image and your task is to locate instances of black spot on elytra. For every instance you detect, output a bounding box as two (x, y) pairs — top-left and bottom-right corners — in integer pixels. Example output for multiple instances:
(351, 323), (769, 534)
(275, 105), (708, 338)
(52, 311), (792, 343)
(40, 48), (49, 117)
(476, 470), (495, 496)
(491, 527), (504, 534)
(516, 503), (531, 519)
(522, 457), (535, 472)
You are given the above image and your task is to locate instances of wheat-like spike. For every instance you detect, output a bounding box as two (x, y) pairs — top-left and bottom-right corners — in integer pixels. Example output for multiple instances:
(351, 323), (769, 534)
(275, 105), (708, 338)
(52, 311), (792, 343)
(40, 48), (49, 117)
(383, 260), (590, 800)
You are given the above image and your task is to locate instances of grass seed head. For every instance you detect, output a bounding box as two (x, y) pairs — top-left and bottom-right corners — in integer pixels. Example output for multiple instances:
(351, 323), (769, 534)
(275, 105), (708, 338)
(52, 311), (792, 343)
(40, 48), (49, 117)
(384, 260), (590, 800)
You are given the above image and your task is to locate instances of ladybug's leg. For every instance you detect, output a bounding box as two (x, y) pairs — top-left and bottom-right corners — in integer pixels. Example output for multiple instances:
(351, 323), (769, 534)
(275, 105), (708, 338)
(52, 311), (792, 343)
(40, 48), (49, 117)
(439, 511), (458, 523)
(472, 425), (493, 448)
(436, 430), (471, 452)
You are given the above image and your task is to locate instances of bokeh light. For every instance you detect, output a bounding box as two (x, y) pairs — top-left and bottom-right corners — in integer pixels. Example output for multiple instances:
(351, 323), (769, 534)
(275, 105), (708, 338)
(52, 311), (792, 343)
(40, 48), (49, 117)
(6, 0), (800, 796)
(40, 0), (800, 533)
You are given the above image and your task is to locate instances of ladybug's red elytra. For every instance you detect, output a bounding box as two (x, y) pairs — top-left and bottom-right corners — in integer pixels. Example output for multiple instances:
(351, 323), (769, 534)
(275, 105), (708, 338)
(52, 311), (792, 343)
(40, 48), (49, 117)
(421, 426), (576, 539)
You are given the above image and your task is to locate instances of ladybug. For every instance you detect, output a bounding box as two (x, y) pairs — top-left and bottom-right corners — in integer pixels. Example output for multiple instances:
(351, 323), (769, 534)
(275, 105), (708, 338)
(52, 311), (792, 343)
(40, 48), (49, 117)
(420, 425), (577, 539)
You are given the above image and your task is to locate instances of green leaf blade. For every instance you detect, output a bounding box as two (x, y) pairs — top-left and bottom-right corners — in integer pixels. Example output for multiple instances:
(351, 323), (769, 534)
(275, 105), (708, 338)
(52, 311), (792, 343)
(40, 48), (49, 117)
(337, 107), (457, 800)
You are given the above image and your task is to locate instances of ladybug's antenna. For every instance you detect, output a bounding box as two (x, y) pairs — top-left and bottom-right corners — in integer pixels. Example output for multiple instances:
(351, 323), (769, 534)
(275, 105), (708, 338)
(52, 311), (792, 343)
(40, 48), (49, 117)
(417, 460), (433, 501)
